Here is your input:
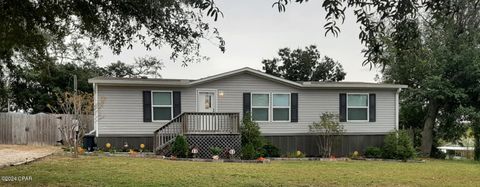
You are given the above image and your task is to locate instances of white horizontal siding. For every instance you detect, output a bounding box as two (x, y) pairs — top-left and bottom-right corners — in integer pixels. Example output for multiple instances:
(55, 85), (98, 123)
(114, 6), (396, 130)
(97, 72), (397, 136)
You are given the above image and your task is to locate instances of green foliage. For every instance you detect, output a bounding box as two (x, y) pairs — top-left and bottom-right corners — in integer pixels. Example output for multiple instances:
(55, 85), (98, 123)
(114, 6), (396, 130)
(171, 135), (189, 158)
(240, 114), (282, 159)
(262, 45), (346, 82)
(210, 147), (222, 156)
(7, 43), (164, 113)
(350, 151), (360, 159)
(240, 113), (265, 159)
(286, 150), (305, 158)
(103, 57), (164, 78)
(380, 0), (480, 156)
(473, 118), (480, 161)
(258, 143), (281, 157)
(383, 131), (416, 160)
(240, 144), (257, 160)
(0, 0), (224, 67)
(364, 147), (383, 158)
(240, 113), (264, 148)
(273, 1), (466, 68)
(309, 112), (344, 157)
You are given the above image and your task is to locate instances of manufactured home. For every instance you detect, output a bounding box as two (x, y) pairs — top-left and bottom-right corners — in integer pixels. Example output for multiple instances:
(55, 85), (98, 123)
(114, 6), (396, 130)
(88, 67), (407, 157)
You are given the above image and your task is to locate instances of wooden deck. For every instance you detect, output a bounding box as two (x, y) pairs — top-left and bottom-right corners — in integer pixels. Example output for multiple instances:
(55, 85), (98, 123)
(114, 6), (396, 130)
(153, 112), (240, 154)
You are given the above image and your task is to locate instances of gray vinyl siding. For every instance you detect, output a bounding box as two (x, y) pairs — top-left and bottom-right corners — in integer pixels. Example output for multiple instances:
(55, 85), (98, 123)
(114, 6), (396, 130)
(97, 73), (396, 136)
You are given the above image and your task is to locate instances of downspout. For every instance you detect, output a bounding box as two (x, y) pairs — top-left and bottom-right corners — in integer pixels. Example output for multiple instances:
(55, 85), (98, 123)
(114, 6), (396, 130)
(94, 83), (99, 137)
(395, 88), (401, 131)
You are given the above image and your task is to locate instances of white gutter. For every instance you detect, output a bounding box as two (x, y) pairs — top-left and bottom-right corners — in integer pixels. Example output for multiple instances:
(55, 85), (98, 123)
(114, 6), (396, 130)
(395, 88), (401, 131)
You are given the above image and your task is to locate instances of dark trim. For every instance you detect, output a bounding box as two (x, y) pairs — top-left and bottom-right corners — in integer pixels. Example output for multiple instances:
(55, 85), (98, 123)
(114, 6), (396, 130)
(173, 91), (181, 117)
(97, 136), (154, 151)
(291, 93), (298, 122)
(369, 93), (376, 122)
(243, 92), (251, 118)
(143, 90), (152, 122)
(264, 134), (386, 157)
(262, 132), (390, 136)
(339, 93), (347, 122)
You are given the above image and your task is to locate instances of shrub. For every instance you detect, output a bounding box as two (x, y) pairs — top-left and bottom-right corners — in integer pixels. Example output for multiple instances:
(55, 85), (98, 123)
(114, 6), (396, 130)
(364, 146), (383, 158)
(241, 143), (257, 160)
(240, 113), (265, 159)
(241, 113), (264, 148)
(259, 143), (281, 157)
(383, 130), (416, 160)
(286, 150), (305, 158)
(171, 135), (189, 158)
(309, 112), (345, 157)
(210, 147), (222, 156)
(350, 151), (360, 159)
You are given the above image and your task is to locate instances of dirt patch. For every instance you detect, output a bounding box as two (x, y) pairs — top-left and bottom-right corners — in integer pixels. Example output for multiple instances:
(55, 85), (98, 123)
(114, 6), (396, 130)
(0, 145), (61, 168)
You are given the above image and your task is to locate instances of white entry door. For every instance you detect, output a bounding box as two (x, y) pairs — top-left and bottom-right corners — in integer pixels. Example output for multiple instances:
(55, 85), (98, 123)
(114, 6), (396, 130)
(197, 90), (217, 131)
(197, 91), (216, 112)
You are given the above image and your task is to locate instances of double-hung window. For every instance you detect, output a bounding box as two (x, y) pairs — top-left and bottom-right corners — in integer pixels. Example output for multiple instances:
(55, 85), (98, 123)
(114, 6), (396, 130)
(251, 93), (269, 121)
(272, 93), (290, 121)
(347, 94), (368, 121)
(152, 91), (173, 121)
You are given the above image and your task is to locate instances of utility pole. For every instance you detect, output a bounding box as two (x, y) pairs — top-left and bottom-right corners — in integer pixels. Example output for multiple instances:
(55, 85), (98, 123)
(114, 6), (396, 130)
(6, 78), (11, 113)
(73, 75), (79, 158)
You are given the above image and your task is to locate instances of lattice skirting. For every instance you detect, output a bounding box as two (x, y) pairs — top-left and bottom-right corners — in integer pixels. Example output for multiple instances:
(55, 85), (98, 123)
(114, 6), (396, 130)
(186, 134), (241, 159)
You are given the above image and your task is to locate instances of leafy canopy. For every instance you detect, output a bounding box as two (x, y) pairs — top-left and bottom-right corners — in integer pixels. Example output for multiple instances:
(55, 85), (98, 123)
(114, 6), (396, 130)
(272, 0), (460, 68)
(380, 1), (480, 156)
(262, 45), (346, 82)
(0, 0), (225, 67)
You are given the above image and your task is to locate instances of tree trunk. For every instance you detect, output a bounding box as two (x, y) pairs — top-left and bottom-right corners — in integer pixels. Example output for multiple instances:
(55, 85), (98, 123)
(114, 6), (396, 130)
(473, 120), (480, 161)
(420, 101), (439, 157)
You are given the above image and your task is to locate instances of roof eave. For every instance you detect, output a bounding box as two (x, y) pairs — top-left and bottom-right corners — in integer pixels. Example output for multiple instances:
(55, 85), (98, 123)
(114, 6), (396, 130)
(88, 79), (190, 87)
(301, 84), (408, 89)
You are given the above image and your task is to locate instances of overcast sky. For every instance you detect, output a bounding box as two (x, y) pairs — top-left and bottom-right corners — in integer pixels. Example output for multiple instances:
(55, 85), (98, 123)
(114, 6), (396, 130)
(98, 1), (381, 82)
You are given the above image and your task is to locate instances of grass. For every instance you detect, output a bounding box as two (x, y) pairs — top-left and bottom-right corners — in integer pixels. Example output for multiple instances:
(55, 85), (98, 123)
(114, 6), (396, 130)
(0, 156), (479, 186)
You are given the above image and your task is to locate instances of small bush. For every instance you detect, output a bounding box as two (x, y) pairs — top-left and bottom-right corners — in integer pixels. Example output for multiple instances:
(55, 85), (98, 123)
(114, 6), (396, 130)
(286, 150), (305, 158)
(171, 135), (189, 158)
(383, 130), (415, 160)
(241, 143), (257, 160)
(210, 146), (222, 156)
(240, 113), (268, 159)
(364, 147), (383, 158)
(241, 113), (264, 148)
(350, 151), (360, 159)
(259, 143), (281, 157)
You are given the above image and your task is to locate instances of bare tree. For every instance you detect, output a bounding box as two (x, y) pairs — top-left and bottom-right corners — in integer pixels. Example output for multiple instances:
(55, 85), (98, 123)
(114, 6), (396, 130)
(309, 112), (345, 157)
(48, 91), (104, 157)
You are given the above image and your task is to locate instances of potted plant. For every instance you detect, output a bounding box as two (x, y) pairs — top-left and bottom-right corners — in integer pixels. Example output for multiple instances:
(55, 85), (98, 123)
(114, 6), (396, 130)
(105, 143), (112, 156)
(210, 147), (222, 160)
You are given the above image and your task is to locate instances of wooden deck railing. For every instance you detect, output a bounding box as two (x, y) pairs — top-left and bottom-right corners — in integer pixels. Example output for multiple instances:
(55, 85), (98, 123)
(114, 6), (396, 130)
(153, 112), (240, 152)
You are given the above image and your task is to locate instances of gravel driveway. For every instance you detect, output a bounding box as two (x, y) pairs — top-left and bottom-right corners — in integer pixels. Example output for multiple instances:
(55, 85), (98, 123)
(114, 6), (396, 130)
(0, 145), (60, 168)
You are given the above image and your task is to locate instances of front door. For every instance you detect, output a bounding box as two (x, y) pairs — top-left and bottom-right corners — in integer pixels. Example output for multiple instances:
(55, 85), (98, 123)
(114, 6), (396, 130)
(197, 91), (216, 112)
(197, 90), (217, 131)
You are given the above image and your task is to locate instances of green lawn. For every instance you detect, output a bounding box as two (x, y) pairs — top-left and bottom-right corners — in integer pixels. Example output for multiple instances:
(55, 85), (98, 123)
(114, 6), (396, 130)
(0, 156), (479, 186)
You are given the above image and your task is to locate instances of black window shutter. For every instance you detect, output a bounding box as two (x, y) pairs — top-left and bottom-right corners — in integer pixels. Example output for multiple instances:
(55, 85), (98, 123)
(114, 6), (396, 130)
(173, 91), (181, 118)
(143, 91), (152, 122)
(243, 93), (251, 118)
(369, 93), (376, 122)
(339, 93), (347, 122)
(291, 93), (298, 122)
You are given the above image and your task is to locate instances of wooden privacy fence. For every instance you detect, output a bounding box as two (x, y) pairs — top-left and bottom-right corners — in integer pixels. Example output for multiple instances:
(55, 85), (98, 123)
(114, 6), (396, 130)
(0, 113), (93, 146)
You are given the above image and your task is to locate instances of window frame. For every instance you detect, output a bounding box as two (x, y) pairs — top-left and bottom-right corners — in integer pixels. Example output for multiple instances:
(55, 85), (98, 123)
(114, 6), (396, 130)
(271, 93), (291, 122)
(151, 90), (173, 122)
(250, 92), (271, 122)
(346, 93), (369, 122)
